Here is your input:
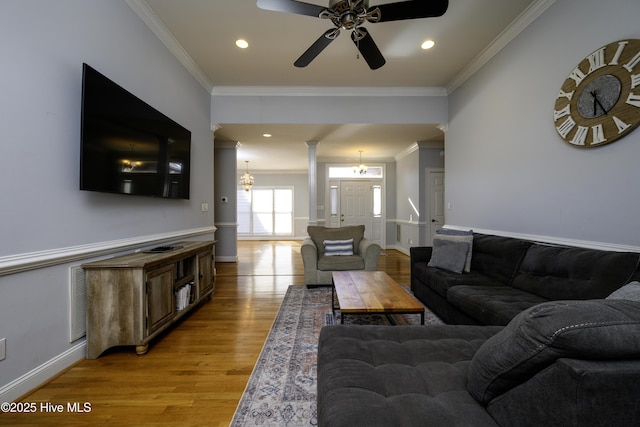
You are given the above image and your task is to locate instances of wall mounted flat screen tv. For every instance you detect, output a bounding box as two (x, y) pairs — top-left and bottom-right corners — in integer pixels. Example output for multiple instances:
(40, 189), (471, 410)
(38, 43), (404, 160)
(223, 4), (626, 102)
(80, 63), (191, 199)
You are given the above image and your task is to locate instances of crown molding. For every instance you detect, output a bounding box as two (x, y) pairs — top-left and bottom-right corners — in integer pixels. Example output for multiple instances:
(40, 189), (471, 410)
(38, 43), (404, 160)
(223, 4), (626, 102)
(394, 143), (419, 161)
(210, 86), (448, 97)
(125, 0), (214, 93)
(447, 0), (556, 93)
(394, 140), (444, 162)
(214, 140), (241, 149)
(417, 140), (445, 149)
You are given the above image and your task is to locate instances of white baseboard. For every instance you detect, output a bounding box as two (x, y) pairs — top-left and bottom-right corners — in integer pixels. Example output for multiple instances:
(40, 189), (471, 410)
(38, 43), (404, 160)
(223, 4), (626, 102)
(0, 342), (86, 403)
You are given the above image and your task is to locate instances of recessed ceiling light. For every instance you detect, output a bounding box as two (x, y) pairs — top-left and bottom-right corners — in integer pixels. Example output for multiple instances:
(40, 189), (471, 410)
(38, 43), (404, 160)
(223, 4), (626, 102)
(235, 39), (249, 49)
(263, 133), (272, 138)
(421, 39), (435, 50)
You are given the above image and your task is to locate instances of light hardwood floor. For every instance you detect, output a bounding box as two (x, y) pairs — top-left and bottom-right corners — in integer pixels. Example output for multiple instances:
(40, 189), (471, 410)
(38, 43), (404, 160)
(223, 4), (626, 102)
(1, 241), (410, 426)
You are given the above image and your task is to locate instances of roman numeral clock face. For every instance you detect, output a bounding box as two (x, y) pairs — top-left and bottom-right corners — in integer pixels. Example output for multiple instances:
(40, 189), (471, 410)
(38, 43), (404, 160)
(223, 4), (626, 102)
(554, 39), (640, 147)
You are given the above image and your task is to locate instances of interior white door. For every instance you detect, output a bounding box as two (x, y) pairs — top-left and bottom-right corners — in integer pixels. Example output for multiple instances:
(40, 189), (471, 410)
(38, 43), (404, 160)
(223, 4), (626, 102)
(428, 171), (445, 245)
(340, 180), (372, 238)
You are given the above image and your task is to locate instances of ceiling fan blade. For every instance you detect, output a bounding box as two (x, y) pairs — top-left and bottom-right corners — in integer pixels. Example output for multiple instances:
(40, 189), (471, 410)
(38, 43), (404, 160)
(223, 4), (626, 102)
(257, 0), (326, 18)
(351, 28), (385, 70)
(373, 0), (449, 22)
(294, 29), (340, 67)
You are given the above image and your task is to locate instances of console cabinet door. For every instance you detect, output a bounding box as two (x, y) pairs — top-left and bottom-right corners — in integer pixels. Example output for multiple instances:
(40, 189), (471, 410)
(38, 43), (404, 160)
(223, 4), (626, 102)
(197, 250), (214, 297)
(145, 264), (176, 335)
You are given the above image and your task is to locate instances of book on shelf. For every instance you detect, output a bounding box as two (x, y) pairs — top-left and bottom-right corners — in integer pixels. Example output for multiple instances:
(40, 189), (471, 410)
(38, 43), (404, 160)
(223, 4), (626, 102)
(175, 281), (195, 311)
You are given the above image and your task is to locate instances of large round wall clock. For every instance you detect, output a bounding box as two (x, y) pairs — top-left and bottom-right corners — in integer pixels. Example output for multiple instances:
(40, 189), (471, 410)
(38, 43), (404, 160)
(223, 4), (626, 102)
(553, 39), (640, 147)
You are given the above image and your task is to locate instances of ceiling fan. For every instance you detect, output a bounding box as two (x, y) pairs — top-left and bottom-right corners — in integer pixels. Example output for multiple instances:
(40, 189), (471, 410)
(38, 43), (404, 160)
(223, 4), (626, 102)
(256, 0), (449, 70)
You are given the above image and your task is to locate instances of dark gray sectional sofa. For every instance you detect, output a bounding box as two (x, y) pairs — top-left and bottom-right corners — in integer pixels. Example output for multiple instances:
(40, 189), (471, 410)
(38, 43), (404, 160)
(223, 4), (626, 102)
(410, 233), (640, 325)
(317, 233), (640, 426)
(318, 298), (640, 426)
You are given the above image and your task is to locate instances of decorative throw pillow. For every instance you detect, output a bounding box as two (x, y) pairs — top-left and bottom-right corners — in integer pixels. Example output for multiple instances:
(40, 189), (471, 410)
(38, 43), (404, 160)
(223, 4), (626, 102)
(436, 228), (473, 236)
(607, 281), (640, 301)
(324, 239), (354, 256)
(467, 299), (640, 404)
(308, 225), (364, 256)
(428, 238), (471, 273)
(434, 229), (473, 272)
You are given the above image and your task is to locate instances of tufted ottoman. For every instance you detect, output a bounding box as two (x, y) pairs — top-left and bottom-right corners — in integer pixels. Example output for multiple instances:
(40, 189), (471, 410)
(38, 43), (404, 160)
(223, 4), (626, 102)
(317, 324), (503, 427)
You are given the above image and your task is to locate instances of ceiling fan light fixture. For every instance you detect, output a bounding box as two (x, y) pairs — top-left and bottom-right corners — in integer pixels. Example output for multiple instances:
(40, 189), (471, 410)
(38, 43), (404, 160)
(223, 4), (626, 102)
(421, 39), (435, 50)
(258, 0), (448, 69)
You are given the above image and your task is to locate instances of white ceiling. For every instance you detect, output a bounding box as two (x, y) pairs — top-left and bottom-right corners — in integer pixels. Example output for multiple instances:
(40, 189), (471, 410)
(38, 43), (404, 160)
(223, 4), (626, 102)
(135, 0), (547, 170)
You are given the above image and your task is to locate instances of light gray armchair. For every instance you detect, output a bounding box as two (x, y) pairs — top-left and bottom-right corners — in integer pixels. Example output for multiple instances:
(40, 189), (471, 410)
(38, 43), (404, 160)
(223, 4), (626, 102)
(301, 225), (382, 286)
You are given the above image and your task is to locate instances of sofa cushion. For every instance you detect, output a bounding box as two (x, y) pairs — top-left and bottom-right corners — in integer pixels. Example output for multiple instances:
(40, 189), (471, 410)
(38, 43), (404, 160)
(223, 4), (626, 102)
(470, 234), (532, 285)
(413, 263), (498, 299)
(487, 358), (640, 427)
(511, 245), (640, 300)
(607, 281), (640, 301)
(467, 299), (640, 404)
(324, 239), (354, 256)
(308, 225), (364, 256)
(448, 285), (548, 326)
(318, 254), (364, 271)
(318, 325), (503, 427)
(428, 238), (471, 273)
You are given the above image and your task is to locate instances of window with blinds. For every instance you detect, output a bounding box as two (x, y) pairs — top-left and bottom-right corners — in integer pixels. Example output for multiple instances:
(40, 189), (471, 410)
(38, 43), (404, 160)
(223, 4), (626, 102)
(238, 187), (293, 236)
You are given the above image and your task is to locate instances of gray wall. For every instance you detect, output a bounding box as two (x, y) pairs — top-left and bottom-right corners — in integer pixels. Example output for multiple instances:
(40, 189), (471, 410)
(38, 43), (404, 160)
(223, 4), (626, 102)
(393, 147), (444, 253)
(0, 0), (214, 400)
(446, 0), (640, 249)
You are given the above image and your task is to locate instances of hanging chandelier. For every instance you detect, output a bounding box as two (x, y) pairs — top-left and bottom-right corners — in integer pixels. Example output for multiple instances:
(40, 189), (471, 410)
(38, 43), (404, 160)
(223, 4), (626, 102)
(353, 150), (367, 175)
(240, 160), (254, 191)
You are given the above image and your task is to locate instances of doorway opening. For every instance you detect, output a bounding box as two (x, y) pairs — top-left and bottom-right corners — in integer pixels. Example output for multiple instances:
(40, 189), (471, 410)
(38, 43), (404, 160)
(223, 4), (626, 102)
(326, 165), (385, 248)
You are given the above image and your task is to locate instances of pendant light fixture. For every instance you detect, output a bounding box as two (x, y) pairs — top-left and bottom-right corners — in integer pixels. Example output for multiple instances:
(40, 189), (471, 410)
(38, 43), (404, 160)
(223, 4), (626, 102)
(353, 150), (367, 175)
(240, 161), (254, 191)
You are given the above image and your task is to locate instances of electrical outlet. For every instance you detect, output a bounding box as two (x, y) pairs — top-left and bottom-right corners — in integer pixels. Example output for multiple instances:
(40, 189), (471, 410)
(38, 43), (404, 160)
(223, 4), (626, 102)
(0, 338), (6, 361)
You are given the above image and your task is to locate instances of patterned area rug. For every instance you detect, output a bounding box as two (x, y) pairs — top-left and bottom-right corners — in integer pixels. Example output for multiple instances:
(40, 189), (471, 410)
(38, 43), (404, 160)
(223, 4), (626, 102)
(230, 285), (443, 426)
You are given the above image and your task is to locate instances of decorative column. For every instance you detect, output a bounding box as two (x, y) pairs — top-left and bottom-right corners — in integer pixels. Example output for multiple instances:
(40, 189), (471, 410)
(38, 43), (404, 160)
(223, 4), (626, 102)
(213, 138), (240, 262)
(306, 141), (319, 226)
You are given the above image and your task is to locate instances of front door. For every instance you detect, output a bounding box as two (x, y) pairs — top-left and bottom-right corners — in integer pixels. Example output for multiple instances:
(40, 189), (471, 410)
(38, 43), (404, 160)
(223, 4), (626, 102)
(340, 180), (372, 239)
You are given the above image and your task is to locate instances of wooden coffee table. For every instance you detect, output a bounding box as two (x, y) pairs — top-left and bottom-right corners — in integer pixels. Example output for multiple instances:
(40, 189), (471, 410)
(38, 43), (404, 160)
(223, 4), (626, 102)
(332, 271), (425, 324)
